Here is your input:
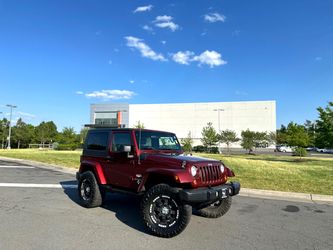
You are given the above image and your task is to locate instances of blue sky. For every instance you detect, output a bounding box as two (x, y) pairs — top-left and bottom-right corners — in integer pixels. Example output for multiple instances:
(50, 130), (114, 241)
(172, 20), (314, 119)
(0, 0), (332, 132)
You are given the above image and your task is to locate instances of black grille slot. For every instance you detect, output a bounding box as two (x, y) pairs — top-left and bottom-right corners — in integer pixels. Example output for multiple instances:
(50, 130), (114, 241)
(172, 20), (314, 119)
(199, 165), (221, 184)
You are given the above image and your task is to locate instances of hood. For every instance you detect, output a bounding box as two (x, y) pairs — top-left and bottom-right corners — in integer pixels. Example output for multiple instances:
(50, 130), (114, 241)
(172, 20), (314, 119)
(142, 153), (220, 169)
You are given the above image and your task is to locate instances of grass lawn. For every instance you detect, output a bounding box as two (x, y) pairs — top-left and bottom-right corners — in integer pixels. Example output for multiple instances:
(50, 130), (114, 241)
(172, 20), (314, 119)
(0, 149), (332, 195)
(0, 149), (81, 169)
(197, 153), (333, 195)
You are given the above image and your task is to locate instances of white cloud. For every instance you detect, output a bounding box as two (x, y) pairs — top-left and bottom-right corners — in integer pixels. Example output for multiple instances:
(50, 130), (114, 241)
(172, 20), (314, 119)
(133, 5), (153, 13)
(155, 15), (172, 22)
(129, 80), (135, 84)
(161, 40), (166, 45)
(204, 13), (226, 23)
(125, 36), (166, 61)
(171, 50), (227, 68)
(192, 50), (227, 68)
(142, 25), (153, 32)
(172, 51), (194, 65)
(155, 22), (179, 32)
(153, 15), (179, 31)
(76, 91), (84, 95)
(17, 111), (36, 119)
(85, 90), (136, 100)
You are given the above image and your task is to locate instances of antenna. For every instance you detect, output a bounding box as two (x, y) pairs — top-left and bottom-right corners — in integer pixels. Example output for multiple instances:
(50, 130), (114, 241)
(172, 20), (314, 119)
(138, 126), (142, 165)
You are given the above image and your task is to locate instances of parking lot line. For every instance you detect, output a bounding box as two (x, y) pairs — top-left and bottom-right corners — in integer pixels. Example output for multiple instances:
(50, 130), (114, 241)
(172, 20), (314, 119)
(0, 165), (35, 169)
(0, 183), (77, 188)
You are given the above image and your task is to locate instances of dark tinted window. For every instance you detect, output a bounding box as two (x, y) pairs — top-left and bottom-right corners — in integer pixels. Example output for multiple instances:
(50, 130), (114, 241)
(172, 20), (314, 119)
(86, 132), (109, 151)
(112, 132), (132, 152)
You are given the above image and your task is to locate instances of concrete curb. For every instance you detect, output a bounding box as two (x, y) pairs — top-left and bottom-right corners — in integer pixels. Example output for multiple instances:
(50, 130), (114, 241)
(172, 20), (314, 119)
(240, 188), (333, 204)
(1, 156), (333, 204)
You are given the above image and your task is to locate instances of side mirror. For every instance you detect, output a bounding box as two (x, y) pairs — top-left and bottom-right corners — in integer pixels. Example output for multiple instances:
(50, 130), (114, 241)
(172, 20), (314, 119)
(123, 145), (131, 153)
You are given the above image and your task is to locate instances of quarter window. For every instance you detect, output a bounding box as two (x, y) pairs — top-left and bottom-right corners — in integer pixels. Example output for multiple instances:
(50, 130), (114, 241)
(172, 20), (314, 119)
(86, 132), (109, 151)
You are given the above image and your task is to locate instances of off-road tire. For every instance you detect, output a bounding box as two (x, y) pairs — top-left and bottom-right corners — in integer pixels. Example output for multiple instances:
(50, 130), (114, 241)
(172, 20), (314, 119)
(197, 197), (232, 218)
(141, 184), (192, 238)
(78, 171), (103, 208)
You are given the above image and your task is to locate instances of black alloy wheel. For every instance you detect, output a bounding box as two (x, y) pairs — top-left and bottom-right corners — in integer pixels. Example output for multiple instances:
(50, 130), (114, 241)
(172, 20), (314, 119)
(141, 184), (192, 238)
(78, 171), (103, 208)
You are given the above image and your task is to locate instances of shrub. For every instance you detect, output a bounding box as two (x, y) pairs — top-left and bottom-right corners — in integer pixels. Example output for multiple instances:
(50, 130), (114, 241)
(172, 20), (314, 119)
(193, 145), (207, 152)
(55, 143), (78, 151)
(208, 147), (219, 154)
(293, 147), (307, 157)
(192, 145), (219, 154)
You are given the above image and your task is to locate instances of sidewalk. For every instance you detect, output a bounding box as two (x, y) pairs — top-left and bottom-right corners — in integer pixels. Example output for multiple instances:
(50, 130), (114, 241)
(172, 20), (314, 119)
(1, 156), (333, 204)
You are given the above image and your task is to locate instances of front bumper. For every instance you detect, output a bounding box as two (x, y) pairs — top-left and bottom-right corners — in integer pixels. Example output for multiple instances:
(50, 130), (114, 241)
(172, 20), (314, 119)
(179, 182), (240, 203)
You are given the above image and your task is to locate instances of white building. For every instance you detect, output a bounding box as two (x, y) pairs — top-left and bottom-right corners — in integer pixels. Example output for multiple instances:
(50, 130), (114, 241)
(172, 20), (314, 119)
(90, 101), (276, 147)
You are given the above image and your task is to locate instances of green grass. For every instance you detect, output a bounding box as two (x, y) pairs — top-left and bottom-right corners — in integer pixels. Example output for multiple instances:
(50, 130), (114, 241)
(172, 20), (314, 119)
(197, 153), (333, 195)
(0, 149), (81, 168)
(0, 149), (332, 195)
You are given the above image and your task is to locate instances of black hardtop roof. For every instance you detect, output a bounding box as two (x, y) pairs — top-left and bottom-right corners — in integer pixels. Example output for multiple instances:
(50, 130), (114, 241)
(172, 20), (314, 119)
(87, 127), (175, 134)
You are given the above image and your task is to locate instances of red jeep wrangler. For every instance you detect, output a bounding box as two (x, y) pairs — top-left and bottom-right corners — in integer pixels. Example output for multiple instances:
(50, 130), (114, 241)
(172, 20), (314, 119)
(76, 126), (240, 237)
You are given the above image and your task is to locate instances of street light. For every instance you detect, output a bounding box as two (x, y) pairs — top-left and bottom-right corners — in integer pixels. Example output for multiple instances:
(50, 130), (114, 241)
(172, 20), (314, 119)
(6, 104), (17, 149)
(213, 108), (224, 132)
(0, 112), (3, 149)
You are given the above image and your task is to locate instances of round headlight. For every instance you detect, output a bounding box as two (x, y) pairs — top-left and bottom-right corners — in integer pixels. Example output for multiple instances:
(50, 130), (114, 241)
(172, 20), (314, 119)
(191, 166), (197, 177)
(220, 164), (225, 173)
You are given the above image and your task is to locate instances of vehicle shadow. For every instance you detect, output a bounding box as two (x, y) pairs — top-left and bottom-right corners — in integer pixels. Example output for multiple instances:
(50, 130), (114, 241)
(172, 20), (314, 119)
(60, 180), (147, 235)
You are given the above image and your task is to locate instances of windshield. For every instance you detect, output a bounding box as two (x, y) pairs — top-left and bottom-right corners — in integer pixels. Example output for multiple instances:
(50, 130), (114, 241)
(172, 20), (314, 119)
(135, 131), (181, 151)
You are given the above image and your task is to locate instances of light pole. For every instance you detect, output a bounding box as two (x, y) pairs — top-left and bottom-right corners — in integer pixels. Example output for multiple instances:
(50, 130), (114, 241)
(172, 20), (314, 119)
(213, 108), (224, 132)
(0, 112), (3, 149)
(6, 104), (17, 149)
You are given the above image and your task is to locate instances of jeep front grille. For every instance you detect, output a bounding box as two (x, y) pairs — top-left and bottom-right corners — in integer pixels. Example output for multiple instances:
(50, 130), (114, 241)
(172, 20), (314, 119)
(198, 165), (222, 184)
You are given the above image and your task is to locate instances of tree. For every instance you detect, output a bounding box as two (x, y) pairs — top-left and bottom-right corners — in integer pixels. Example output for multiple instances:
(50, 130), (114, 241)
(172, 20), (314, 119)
(267, 131), (277, 146)
(286, 122), (309, 158)
(181, 132), (193, 154)
(315, 102), (333, 148)
(79, 127), (89, 144)
(58, 127), (78, 144)
(254, 131), (268, 148)
(276, 125), (288, 145)
(12, 118), (35, 148)
(304, 120), (316, 146)
(201, 122), (219, 151)
(56, 127), (79, 150)
(219, 130), (239, 155)
(134, 120), (145, 129)
(35, 121), (58, 146)
(286, 122), (310, 148)
(241, 129), (256, 154)
(0, 118), (9, 149)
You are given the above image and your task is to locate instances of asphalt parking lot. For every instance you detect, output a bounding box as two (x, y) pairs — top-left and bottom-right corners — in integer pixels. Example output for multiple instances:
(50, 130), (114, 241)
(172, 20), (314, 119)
(0, 159), (332, 250)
